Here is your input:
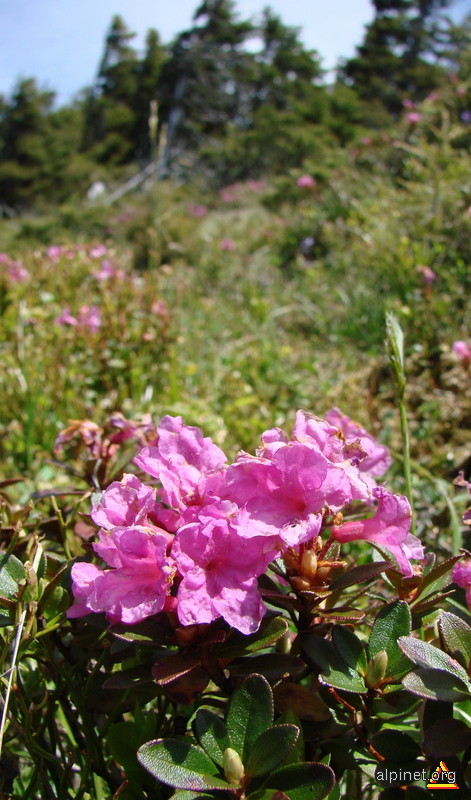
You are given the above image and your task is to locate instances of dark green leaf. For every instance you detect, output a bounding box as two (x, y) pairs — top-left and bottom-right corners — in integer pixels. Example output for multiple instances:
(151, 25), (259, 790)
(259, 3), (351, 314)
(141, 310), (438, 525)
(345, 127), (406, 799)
(329, 561), (393, 591)
(0, 552), (24, 598)
(246, 725), (299, 778)
(402, 668), (470, 702)
(370, 730), (422, 761)
(108, 717), (155, 776)
(438, 611), (471, 668)
(414, 555), (462, 601)
(137, 739), (231, 791)
(230, 654), (304, 681)
(332, 625), (367, 672)
(227, 674), (273, 762)
(300, 634), (366, 694)
(369, 601), (412, 678)
(422, 718), (471, 758)
(262, 762), (335, 800)
(217, 617), (288, 660)
(103, 666), (154, 689)
(398, 637), (470, 684)
(193, 709), (229, 767)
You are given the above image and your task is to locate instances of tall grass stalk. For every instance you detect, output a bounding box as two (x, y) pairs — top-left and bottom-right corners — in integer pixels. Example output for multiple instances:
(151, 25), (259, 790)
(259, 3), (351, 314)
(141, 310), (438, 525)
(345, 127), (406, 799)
(386, 312), (416, 538)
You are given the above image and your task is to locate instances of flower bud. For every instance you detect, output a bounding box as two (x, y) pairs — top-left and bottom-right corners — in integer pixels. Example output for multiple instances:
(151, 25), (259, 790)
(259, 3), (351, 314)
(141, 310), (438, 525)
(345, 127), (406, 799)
(300, 550), (317, 577)
(365, 650), (388, 689)
(223, 748), (244, 785)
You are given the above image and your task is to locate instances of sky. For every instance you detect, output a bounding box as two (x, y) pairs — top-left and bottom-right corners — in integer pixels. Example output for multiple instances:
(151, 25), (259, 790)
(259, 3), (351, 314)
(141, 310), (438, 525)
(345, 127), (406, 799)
(0, 0), (470, 106)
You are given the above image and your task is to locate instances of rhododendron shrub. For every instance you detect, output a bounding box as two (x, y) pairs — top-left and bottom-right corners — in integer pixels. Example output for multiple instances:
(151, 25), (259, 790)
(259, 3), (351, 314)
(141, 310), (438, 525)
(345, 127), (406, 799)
(69, 411), (423, 633)
(2, 401), (471, 800)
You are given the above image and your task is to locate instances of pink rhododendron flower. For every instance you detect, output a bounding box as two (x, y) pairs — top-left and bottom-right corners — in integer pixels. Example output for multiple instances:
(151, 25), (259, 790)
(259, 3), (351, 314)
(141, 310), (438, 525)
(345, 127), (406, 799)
(188, 203), (208, 218)
(331, 487), (423, 577)
(89, 244), (107, 259)
(7, 262), (30, 283)
(290, 411), (375, 496)
(55, 307), (79, 328)
(68, 526), (175, 624)
(46, 245), (64, 259)
(78, 305), (101, 333)
(296, 175), (316, 189)
(220, 238), (236, 251)
(452, 340), (471, 367)
(55, 305), (101, 333)
(227, 412), (372, 549)
(452, 559), (471, 608)
(172, 501), (276, 634)
(416, 265), (437, 286)
(134, 415), (227, 514)
(93, 260), (116, 280)
(325, 407), (392, 478)
(91, 474), (161, 531)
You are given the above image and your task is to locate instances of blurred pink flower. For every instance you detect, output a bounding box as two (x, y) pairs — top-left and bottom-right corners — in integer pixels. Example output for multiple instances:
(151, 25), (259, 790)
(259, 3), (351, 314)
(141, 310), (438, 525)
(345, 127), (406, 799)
(453, 340), (471, 367)
(55, 305), (101, 333)
(452, 559), (471, 609)
(78, 305), (101, 333)
(406, 112), (422, 124)
(46, 245), (64, 259)
(416, 265), (437, 286)
(55, 307), (78, 327)
(296, 175), (316, 189)
(403, 99), (416, 109)
(188, 203), (208, 218)
(93, 260), (116, 280)
(7, 261), (30, 283)
(89, 244), (107, 259)
(360, 137), (372, 146)
(220, 238), (236, 251)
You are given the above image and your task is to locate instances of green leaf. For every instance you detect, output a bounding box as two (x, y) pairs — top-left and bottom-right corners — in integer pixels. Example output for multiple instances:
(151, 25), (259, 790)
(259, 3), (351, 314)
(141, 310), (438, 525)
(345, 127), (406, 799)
(369, 601), (412, 678)
(300, 634), (366, 694)
(227, 674), (273, 762)
(246, 725), (299, 778)
(397, 636), (471, 684)
(230, 654), (304, 681)
(370, 730), (422, 761)
(438, 611), (471, 668)
(329, 561), (393, 591)
(193, 709), (229, 768)
(217, 617), (288, 660)
(422, 718), (471, 759)
(402, 668), (471, 702)
(332, 625), (367, 672)
(0, 552), (24, 598)
(262, 762), (336, 800)
(108, 717), (155, 776)
(137, 739), (231, 791)
(414, 555), (461, 602)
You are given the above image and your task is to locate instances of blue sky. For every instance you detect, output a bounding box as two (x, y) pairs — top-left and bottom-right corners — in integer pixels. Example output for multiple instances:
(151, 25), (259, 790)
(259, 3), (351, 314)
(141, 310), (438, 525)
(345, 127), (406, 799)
(0, 0), (470, 105)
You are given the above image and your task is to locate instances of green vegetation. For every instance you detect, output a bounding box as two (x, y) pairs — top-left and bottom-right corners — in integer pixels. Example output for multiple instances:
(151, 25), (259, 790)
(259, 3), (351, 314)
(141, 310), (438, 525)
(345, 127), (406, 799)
(0, 3), (471, 799)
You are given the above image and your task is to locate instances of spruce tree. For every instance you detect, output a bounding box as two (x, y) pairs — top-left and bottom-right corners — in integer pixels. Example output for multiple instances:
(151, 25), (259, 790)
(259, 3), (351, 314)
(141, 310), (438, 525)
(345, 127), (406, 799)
(82, 15), (139, 164)
(341, 0), (453, 118)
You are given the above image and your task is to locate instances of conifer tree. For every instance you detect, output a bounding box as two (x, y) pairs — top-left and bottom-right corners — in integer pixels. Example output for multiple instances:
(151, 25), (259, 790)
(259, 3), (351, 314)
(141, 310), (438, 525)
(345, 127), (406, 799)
(82, 15), (139, 164)
(341, 0), (453, 117)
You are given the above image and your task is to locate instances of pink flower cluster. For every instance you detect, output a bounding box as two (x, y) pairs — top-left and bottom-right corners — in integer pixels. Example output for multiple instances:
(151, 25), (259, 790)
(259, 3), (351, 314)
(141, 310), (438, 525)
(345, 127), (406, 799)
(69, 411), (424, 633)
(55, 305), (101, 333)
(453, 340), (471, 367)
